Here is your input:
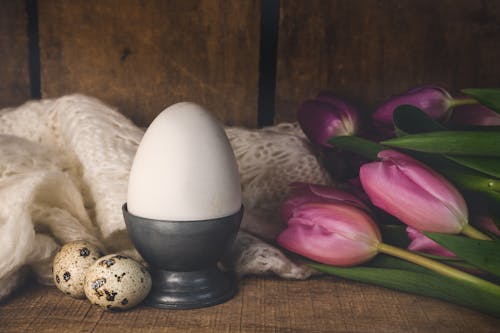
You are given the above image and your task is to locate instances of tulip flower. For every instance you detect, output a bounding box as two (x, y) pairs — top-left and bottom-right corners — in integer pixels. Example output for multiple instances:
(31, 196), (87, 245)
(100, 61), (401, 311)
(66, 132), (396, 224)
(298, 92), (359, 147)
(406, 226), (456, 257)
(277, 202), (381, 266)
(277, 198), (499, 294)
(280, 182), (370, 222)
(449, 104), (500, 127)
(472, 216), (500, 237)
(360, 150), (491, 240)
(372, 85), (477, 126)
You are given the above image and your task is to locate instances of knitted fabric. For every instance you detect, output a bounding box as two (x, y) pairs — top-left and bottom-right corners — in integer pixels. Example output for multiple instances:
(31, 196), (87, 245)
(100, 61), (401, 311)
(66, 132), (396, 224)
(0, 95), (330, 300)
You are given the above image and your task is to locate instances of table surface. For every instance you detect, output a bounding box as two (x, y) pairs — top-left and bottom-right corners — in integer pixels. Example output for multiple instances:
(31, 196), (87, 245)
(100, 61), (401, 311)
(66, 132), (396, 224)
(1, 276), (499, 333)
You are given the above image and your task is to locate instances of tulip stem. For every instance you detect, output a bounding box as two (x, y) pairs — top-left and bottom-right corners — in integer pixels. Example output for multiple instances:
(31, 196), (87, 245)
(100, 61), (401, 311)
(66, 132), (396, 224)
(461, 224), (492, 240)
(377, 242), (500, 294)
(449, 98), (478, 108)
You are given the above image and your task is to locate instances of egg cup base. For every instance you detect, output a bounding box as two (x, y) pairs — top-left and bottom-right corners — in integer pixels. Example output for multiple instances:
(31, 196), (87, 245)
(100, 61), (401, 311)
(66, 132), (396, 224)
(145, 267), (237, 309)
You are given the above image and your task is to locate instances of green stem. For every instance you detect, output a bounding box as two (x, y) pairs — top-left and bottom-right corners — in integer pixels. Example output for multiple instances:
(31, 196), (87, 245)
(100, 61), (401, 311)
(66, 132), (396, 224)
(377, 242), (500, 294)
(449, 98), (478, 108)
(461, 224), (492, 240)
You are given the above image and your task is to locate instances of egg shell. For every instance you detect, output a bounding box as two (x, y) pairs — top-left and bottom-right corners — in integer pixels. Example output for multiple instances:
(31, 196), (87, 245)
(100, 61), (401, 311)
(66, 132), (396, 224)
(84, 254), (152, 311)
(127, 102), (242, 221)
(53, 240), (103, 298)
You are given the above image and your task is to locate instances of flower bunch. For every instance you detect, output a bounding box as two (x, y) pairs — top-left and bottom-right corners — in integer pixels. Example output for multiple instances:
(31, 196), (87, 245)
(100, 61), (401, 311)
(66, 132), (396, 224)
(281, 86), (500, 317)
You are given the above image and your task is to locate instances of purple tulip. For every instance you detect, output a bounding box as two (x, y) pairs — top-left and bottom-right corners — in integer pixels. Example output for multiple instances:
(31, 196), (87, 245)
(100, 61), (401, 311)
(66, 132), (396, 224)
(373, 85), (454, 125)
(298, 92), (359, 147)
(280, 182), (370, 222)
(277, 202), (381, 266)
(449, 104), (500, 127)
(406, 226), (456, 257)
(360, 150), (469, 234)
(472, 216), (500, 236)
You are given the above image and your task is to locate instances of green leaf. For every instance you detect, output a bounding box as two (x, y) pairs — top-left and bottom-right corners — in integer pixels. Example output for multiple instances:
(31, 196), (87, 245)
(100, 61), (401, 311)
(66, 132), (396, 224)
(328, 136), (385, 160)
(393, 105), (446, 135)
(310, 263), (500, 317)
(382, 131), (500, 156)
(408, 152), (500, 197)
(425, 233), (500, 277)
(445, 155), (500, 179)
(462, 88), (500, 114)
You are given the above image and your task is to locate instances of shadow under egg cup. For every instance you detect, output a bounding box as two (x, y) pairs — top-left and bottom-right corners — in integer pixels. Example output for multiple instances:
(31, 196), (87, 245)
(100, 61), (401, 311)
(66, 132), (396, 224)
(122, 204), (243, 309)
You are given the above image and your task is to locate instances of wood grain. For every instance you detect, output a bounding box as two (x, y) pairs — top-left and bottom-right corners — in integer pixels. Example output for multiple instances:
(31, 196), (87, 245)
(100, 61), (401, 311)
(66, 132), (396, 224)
(1, 276), (499, 333)
(38, 0), (260, 127)
(0, 0), (30, 108)
(275, 0), (500, 123)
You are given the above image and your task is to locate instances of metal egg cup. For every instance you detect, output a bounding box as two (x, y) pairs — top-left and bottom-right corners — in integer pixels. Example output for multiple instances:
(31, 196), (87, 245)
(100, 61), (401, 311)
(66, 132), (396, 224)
(123, 204), (243, 309)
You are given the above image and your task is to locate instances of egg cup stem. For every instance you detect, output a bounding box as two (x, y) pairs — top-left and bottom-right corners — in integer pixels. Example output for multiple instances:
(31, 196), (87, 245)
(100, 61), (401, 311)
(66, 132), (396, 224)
(146, 267), (237, 309)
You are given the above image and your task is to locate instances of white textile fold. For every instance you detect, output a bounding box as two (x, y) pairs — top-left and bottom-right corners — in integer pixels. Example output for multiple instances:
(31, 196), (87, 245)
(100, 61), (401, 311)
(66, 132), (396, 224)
(0, 95), (330, 300)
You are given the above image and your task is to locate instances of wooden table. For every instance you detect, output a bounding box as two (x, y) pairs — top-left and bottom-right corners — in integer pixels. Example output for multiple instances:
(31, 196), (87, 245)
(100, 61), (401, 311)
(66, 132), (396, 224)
(1, 276), (498, 333)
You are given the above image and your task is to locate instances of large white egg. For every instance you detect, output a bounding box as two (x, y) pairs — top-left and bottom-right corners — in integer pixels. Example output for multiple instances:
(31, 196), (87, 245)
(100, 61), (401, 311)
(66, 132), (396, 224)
(127, 102), (242, 221)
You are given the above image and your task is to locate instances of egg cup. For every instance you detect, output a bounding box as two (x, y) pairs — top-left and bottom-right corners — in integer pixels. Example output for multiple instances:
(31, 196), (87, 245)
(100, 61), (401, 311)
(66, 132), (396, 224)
(122, 204), (243, 309)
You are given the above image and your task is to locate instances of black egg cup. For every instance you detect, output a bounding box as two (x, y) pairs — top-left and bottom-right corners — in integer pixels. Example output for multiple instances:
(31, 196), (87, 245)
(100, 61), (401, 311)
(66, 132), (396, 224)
(122, 204), (243, 309)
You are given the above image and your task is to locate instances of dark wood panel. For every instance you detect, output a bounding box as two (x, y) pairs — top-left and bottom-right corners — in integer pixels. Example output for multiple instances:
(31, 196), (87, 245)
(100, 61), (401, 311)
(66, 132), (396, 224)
(1, 277), (498, 332)
(275, 0), (500, 123)
(0, 0), (30, 108)
(38, 0), (260, 127)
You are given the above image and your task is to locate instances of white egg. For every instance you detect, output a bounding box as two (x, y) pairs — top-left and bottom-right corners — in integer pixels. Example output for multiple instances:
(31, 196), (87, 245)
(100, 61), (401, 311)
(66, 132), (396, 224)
(53, 240), (103, 298)
(127, 102), (242, 221)
(84, 254), (152, 311)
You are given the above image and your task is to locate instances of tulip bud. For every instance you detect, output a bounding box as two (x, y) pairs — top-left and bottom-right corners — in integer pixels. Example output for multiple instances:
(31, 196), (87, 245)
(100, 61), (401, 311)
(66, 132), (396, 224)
(406, 226), (456, 257)
(298, 92), (359, 147)
(360, 150), (469, 234)
(280, 182), (370, 222)
(472, 216), (500, 236)
(373, 85), (454, 125)
(277, 202), (381, 266)
(449, 104), (500, 127)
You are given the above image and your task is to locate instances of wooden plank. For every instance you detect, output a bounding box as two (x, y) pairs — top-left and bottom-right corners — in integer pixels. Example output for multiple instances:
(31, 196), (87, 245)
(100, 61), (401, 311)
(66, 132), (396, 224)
(38, 0), (260, 127)
(275, 0), (500, 123)
(1, 276), (499, 332)
(0, 0), (31, 108)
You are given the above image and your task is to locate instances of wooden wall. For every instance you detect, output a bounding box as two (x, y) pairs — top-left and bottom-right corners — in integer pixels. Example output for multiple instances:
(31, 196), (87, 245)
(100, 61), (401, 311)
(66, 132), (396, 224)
(1, 0), (500, 128)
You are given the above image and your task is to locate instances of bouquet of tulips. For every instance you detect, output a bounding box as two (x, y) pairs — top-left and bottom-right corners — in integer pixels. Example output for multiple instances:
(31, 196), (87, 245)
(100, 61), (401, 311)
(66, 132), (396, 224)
(278, 86), (500, 317)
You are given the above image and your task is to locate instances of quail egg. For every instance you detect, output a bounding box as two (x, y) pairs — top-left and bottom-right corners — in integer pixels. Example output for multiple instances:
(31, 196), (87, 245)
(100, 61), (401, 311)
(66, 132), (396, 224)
(84, 254), (152, 311)
(53, 240), (103, 298)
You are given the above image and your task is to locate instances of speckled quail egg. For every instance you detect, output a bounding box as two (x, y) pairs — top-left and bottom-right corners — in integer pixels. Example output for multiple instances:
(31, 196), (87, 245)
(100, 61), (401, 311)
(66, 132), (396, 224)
(84, 254), (152, 311)
(53, 240), (103, 298)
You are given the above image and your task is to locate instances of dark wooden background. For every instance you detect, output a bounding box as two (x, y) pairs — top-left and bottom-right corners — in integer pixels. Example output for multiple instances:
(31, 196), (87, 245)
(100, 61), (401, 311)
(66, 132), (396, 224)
(1, 0), (500, 128)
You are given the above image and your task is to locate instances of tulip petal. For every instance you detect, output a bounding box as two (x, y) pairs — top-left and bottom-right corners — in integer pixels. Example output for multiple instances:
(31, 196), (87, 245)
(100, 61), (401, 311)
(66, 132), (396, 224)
(277, 222), (378, 266)
(281, 183), (371, 222)
(360, 157), (464, 233)
(378, 150), (468, 226)
(298, 100), (351, 147)
(373, 86), (451, 125)
(406, 227), (456, 257)
(288, 203), (381, 243)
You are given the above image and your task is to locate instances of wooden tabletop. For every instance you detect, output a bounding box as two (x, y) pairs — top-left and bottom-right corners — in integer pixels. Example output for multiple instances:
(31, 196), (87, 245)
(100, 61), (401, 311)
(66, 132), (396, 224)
(1, 276), (498, 333)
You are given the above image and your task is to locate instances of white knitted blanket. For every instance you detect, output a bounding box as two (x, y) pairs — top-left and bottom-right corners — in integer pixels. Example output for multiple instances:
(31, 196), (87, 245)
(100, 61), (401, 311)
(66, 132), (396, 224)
(0, 95), (331, 301)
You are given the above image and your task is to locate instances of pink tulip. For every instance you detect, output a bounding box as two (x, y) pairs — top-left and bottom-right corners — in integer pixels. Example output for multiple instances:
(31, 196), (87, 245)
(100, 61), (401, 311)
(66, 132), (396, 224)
(360, 150), (468, 234)
(276, 192), (496, 290)
(277, 202), (381, 266)
(373, 86), (454, 126)
(280, 182), (370, 222)
(298, 92), (359, 147)
(406, 227), (456, 257)
(449, 104), (500, 127)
